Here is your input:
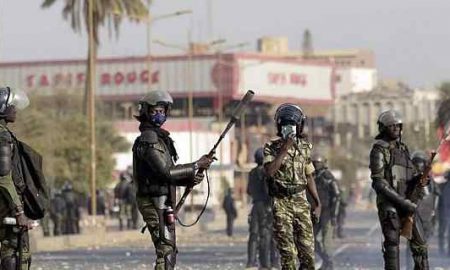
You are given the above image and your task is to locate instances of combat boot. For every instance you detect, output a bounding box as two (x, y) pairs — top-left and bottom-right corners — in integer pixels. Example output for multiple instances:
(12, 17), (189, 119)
(0, 256), (16, 270)
(383, 245), (400, 270)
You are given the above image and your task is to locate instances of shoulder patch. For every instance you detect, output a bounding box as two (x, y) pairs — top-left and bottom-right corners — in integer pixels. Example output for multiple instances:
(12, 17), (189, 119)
(140, 130), (158, 144)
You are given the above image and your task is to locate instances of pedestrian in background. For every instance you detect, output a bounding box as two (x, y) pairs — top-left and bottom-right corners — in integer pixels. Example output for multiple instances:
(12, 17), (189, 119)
(223, 187), (237, 237)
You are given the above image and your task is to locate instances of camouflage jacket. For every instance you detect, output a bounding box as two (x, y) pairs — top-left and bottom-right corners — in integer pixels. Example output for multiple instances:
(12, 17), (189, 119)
(263, 137), (314, 200)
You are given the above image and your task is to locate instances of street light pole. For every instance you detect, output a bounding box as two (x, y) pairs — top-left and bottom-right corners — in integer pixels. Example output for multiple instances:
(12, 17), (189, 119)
(88, 0), (97, 216)
(146, 9), (192, 90)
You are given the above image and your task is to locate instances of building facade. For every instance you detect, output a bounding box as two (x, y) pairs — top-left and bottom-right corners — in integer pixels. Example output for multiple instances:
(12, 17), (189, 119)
(333, 81), (439, 147)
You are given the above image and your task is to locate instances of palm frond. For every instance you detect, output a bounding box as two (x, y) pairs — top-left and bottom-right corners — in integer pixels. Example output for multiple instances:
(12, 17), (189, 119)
(41, 0), (58, 8)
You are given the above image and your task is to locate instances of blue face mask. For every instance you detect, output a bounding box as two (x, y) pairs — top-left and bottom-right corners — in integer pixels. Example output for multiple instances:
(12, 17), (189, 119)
(150, 112), (167, 127)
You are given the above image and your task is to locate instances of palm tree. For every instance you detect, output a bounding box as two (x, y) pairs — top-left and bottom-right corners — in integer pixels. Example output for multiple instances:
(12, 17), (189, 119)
(42, 0), (148, 44)
(41, 0), (149, 111)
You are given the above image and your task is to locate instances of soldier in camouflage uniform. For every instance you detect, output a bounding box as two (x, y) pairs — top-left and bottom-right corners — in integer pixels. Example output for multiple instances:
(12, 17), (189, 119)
(311, 153), (340, 270)
(0, 86), (32, 270)
(369, 110), (429, 270)
(133, 90), (213, 270)
(264, 103), (321, 270)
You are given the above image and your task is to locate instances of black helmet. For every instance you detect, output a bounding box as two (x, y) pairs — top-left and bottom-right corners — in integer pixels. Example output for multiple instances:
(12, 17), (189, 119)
(311, 152), (327, 170)
(136, 90), (173, 122)
(411, 151), (428, 162)
(0, 86), (30, 114)
(274, 103), (306, 136)
(411, 150), (429, 172)
(254, 148), (264, 165)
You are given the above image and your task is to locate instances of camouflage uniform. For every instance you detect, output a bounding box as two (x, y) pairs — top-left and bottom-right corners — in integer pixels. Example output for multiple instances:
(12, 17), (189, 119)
(264, 137), (315, 270)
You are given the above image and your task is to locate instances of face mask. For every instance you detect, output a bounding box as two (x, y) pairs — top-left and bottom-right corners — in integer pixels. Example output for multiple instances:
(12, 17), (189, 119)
(281, 124), (296, 139)
(150, 112), (167, 127)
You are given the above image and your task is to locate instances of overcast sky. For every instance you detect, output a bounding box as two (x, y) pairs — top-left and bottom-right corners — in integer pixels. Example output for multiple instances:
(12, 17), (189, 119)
(0, 0), (449, 87)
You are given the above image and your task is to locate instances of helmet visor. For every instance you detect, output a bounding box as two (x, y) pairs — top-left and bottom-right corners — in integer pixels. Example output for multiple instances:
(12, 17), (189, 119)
(9, 89), (30, 110)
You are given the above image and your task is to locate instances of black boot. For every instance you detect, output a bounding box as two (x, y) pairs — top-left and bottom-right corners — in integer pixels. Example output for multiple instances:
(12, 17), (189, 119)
(0, 256), (16, 270)
(412, 251), (429, 270)
(383, 245), (400, 270)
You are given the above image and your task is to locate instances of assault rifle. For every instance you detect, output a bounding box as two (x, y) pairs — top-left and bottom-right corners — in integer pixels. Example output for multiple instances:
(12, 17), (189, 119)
(400, 151), (436, 240)
(174, 90), (255, 216)
(401, 126), (450, 239)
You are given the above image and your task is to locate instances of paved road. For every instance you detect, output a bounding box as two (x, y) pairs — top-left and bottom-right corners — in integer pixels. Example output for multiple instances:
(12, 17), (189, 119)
(33, 207), (450, 270)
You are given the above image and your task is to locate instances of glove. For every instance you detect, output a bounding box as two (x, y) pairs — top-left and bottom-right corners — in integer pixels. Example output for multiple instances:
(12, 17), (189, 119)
(193, 173), (205, 185)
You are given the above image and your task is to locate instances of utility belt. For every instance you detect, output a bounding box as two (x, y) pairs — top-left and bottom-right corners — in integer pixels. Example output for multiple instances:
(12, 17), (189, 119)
(269, 180), (305, 198)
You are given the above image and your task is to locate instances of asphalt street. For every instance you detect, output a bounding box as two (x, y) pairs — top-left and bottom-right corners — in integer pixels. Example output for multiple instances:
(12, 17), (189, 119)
(33, 207), (450, 270)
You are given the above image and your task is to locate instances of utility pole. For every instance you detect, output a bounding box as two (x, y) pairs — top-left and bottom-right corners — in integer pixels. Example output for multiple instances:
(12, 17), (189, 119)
(88, 0), (97, 216)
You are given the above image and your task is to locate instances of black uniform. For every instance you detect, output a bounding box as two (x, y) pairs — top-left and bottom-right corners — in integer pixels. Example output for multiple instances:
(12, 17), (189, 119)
(313, 167), (340, 270)
(133, 124), (198, 270)
(114, 176), (130, 230)
(62, 185), (80, 235)
(438, 175), (450, 255)
(247, 164), (277, 269)
(369, 139), (428, 269)
(222, 189), (237, 237)
(50, 192), (66, 236)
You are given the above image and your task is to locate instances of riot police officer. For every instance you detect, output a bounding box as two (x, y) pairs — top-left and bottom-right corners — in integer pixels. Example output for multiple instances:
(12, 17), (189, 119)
(264, 103), (321, 270)
(114, 172), (131, 230)
(405, 151), (438, 270)
(133, 90), (213, 270)
(311, 153), (340, 270)
(0, 86), (32, 269)
(50, 189), (66, 236)
(62, 182), (80, 235)
(369, 110), (429, 270)
(438, 171), (450, 256)
(247, 148), (276, 269)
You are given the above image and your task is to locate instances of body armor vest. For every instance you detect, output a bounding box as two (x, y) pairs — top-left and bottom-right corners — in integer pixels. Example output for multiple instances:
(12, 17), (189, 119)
(388, 145), (415, 197)
(315, 169), (332, 208)
(133, 131), (175, 197)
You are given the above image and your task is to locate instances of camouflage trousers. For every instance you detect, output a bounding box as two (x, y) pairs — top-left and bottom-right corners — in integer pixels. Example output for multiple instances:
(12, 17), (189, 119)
(0, 225), (31, 270)
(272, 196), (315, 270)
(137, 195), (176, 270)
